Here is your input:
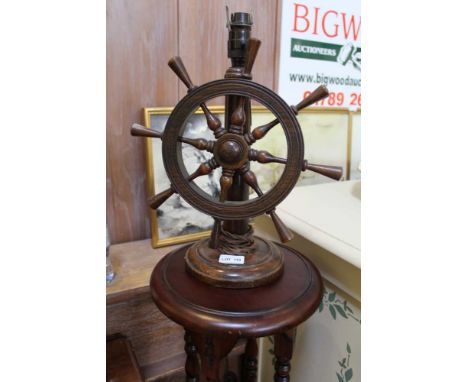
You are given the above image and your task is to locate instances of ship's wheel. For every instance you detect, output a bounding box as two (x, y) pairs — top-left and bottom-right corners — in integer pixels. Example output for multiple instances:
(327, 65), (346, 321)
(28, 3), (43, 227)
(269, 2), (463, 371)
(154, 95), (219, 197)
(131, 39), (342, 288)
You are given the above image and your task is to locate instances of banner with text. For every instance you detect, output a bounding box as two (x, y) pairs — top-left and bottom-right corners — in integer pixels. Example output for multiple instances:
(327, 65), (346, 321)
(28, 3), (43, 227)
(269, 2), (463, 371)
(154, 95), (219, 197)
(278, 0), (361, 109)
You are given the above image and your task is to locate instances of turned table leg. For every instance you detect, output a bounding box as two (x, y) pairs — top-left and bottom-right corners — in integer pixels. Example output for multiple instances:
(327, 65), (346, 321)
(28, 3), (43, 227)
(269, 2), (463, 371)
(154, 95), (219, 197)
(242, 338), (258, 382)
(185, 331), (200, 382)
(191, 333), (238, 382)
(273, 329), (296, 382)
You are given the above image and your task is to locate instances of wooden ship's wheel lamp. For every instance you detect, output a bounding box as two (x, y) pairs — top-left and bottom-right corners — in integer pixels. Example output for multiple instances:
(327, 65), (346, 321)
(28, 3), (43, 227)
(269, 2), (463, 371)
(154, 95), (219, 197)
(130, 12), (342, 290)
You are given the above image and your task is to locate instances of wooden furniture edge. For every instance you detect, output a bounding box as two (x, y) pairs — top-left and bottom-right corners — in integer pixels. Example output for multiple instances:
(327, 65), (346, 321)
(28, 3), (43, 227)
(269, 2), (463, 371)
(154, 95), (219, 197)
(106, 239), (186, 304)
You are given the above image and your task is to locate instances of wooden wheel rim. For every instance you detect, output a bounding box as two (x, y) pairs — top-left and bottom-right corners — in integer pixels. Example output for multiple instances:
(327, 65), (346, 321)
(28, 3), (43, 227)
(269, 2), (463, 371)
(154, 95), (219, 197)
(162, 79), (304, 220)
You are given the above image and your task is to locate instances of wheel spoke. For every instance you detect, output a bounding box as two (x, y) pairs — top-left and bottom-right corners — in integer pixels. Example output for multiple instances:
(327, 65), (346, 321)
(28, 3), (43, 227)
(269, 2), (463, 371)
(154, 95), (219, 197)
(219, 169), (235, 202)
(241, 166), (263, 197)
(244, 85), (330, 145)
(240, 165), (293, 243)
(168, 56), (194, 90)
(268, 209), (294, 243)
(148, 158), (219, 209)
(168, 56), (226, 138)
(131, 123), (215, 152)
(249, 148), (287, 165)
(249, 149), (342, 180)
(302, 161), (343, 180)
(229, 97), (246, 135)
(210, 218), (222, 249)
(179, 136), (215, 152)
(200, 103), (226, 138)
(244, 118), (279, 145)
(210, 168), (234, 249)
(130, 123), (163, 139)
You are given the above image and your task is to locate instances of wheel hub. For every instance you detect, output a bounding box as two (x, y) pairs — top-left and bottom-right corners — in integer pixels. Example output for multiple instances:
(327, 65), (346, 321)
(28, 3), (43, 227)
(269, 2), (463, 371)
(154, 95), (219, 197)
(213, 133), (249, 169)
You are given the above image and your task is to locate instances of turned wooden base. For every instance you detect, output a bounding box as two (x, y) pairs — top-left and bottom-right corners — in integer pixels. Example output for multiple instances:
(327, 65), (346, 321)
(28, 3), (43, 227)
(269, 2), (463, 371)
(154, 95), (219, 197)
(185, 236), (284, 288)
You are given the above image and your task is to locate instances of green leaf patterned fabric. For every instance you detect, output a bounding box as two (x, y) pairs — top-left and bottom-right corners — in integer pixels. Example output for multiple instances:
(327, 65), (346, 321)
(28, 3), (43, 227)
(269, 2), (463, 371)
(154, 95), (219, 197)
(345, 368), (353, 381)
(329, 304), (337, 319)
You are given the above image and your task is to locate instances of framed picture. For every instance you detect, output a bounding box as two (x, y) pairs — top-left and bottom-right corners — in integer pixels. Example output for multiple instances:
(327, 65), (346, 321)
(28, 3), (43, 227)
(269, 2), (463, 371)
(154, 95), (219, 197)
(143, 106), (358, 247)
(249, 106), (351, 192)
(144, 107), (224, 248)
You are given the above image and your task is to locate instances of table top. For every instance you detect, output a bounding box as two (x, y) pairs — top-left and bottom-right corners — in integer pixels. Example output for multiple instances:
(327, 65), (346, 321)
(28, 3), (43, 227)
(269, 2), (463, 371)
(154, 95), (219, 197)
(106, 239), (183, 304)
(150, 243), (323, 338)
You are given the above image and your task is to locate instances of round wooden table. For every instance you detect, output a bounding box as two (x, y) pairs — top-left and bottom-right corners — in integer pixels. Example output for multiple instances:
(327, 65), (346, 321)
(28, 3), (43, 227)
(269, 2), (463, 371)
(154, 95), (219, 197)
(150, 243), (323, 382)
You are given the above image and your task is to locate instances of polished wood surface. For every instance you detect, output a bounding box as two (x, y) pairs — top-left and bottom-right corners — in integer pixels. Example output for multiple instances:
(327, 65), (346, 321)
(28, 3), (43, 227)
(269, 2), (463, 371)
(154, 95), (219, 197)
(242, 338), (258, 382)
(273, 330), (296, 382)
(150, 243), (323, 337)
(185, 237), (284, 288)
(107, 0), (178, 243)
(107, 284), (185, 378)
(107, 0), (280, 244)
(106, 239), (183, 304)
(150, 243), (323, 381)
(107, 334), (144, 382)
(106, 240), (185, 380)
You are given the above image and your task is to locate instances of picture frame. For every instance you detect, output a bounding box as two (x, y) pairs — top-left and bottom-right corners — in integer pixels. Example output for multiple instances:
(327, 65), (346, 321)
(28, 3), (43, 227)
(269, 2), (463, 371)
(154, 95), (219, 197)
(348, 110), (361, 180)
(248, 107), (351, 192)
(143, 106), (359, 248)
(144, 106), (223, 248)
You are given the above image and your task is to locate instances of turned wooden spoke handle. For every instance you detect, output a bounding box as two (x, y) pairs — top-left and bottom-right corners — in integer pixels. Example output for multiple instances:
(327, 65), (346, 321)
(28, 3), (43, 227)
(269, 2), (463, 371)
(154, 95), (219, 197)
(242, 168), (263, 197)
(209, 219), (222, 249)
(292, 85), (329, 113)
(250, 149), (342, 180)
(303, 161), (343, 180)
(148, 187), (174, 209)
(148, 159), (219, 210)
(130, 123), (162, 139)
(209, 170), (234, 249)
(229, 98), (246, 134)
(248, 86), (329, 143)
(180, 137), (215, 152)
(168, 56), (194, 90)
(268, 210), (294, 243)
(168, 57), (224, 136)
(219, 170), (234, 202)
(131, 123), (214, 152)
(249, 149), (286, 164)
(243, 38), (261, 76)
(241, 167), (293, 243)
(247, 119), (279, 143)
